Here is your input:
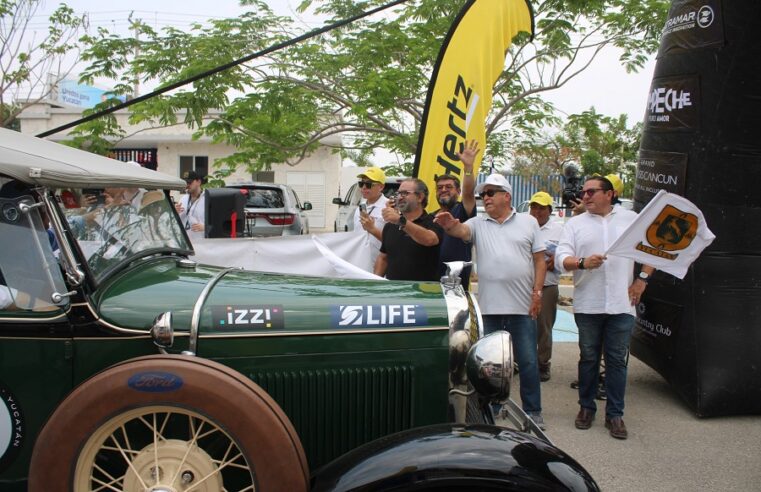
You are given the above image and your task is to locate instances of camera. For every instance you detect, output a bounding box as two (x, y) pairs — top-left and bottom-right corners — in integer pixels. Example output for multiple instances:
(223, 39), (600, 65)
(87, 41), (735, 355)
(82, 188), (106, 206)
(561, 163), (583, 208)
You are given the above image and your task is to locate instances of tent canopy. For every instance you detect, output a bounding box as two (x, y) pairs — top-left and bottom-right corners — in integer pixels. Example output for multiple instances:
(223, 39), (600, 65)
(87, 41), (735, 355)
(0, 128), (186, 191)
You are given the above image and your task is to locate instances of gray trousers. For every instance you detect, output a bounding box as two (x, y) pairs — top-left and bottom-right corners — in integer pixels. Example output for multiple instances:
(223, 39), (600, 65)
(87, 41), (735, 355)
(537, 284), (559, 368)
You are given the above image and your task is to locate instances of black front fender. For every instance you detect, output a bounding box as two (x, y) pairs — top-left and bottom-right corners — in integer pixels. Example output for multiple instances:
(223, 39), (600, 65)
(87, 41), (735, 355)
(311, 423), (599, 491)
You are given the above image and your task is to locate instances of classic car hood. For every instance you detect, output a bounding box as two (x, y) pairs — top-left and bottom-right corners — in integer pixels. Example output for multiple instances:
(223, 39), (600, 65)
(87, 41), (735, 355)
(94, 257), (449, 334)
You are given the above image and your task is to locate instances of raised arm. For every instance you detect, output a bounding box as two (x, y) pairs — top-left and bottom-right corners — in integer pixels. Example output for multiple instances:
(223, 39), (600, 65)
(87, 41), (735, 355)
(457, 139), (479, 215)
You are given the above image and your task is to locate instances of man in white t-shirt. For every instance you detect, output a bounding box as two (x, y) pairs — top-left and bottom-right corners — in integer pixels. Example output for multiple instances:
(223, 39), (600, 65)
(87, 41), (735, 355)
(175, 171), (206, 242)
(528, 191), (564, 383)
(353, 167), (388, 267)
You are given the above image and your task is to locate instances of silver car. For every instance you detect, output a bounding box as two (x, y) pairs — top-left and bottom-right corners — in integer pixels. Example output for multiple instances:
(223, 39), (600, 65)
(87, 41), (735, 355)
(225, 182), (312, 237)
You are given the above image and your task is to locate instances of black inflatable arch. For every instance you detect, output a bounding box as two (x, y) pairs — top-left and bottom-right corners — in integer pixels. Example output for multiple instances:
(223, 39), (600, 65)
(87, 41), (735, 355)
(632, 0), (761, 417)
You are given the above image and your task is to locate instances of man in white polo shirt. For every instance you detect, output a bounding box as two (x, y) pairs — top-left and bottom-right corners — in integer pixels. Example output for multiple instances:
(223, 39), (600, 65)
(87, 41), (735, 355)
(435, 174), (547, 429)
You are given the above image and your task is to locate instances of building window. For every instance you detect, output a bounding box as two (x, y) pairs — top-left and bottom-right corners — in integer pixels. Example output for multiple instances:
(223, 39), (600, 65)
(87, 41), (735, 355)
(252, 171), (274, 183)
(111, 148), (158, 170)
(179, 156), (209, 178)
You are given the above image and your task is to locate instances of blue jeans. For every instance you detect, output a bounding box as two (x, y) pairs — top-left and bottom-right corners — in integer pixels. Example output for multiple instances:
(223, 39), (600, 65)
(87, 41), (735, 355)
(483, 314), (541, 414)
(574, 313), (634, 418)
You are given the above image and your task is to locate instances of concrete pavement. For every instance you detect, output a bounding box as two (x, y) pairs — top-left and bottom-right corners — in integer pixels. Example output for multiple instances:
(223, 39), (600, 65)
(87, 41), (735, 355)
(499, 341), (761, 491)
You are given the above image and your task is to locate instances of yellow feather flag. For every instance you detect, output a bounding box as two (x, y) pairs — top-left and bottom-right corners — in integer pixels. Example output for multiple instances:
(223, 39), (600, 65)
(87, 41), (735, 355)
(413, 0), (534, 210)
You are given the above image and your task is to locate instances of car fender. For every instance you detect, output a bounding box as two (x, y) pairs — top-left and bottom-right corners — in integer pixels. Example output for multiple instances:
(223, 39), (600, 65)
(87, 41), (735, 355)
(310, 423), (599, 491)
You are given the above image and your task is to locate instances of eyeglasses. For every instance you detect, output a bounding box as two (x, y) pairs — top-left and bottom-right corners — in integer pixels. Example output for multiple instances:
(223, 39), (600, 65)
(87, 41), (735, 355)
(436, 184), (456, 191)
(580, 188), (605, 198)
(478, 189), (506, 199)
(397, 190), (417, 197)
(357, 181), (377, 189)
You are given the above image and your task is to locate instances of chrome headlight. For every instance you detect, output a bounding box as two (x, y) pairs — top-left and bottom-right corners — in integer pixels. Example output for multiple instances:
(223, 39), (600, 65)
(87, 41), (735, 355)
(466, 331), (513, 402)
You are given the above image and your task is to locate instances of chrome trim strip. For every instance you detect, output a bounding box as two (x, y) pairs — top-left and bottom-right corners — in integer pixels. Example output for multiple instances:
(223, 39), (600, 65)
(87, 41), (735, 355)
(195, 325), (449, 337)
(0, 312), (68, 322)
(187, 267), (238, 355)
(42, 190), (85, 286)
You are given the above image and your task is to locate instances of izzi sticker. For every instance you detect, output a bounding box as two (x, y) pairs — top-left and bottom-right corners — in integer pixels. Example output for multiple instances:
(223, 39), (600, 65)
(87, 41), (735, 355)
(0, 383), (24, 472)
(331, 304), (428, 328)
(128, 372), (184, 393)
(211, 305), (285, 330)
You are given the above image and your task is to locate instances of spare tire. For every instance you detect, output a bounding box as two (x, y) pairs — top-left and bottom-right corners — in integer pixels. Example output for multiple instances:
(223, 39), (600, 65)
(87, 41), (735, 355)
(29, 354), (308, 492)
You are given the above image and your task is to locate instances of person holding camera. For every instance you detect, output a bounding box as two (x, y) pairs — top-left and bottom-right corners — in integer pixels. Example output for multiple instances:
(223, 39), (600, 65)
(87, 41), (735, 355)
(175, 171), (206, 241)
(435, 174), (547, 429)
(374, 179), (442, 281)
(354, 167), (389, 267)
(555, 175), (654, 440)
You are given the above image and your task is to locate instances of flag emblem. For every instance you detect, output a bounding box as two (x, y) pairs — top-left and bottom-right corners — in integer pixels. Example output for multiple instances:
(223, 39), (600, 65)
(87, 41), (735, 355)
(637, 205), (699, 260)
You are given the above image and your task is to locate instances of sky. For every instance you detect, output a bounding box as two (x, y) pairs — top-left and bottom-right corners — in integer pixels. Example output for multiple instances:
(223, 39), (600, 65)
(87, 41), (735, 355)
(31, 0), (656, 130)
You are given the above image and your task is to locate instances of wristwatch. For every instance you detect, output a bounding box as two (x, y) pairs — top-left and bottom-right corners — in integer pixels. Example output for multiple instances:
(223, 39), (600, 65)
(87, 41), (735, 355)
(638, 271), (650, 283)
(398, 214), (407, 229)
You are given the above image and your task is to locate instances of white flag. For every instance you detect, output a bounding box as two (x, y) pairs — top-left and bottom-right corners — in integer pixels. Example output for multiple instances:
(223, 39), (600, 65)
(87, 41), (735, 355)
(605, 190), (715, 279)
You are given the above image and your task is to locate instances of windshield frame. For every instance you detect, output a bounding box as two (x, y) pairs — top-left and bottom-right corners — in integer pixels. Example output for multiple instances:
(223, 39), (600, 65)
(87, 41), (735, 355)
(55, 188), (194, 286)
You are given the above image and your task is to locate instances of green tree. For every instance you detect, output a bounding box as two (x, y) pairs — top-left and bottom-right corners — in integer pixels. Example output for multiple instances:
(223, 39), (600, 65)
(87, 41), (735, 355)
(74, 0), (668, 172)
(0, 0), (87, 128)
(510, 108), (641, 196)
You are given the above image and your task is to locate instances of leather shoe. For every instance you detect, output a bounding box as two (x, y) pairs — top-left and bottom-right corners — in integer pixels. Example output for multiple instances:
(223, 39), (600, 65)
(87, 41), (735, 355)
(574, 408), (595, 429)
(605, 416), (628, 439)
(539, 365), (551, 382)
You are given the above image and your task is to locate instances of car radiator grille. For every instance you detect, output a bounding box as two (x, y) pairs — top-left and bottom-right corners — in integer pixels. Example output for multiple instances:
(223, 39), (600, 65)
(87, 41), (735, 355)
(251, 365), (415, 469)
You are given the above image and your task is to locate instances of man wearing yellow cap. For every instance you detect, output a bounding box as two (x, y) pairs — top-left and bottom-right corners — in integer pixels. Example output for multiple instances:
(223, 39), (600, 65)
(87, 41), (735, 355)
(354, 166), (388, 266)
(528, 191), (564, 382)
(570, 173), (624, 215)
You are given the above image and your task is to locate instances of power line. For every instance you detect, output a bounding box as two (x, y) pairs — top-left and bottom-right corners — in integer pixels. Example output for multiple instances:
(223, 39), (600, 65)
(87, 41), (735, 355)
(38, 0), (412, 138)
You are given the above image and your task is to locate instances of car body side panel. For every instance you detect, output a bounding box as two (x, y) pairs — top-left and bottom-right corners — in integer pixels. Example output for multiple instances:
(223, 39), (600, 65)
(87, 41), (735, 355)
(0, 337), (73, 488)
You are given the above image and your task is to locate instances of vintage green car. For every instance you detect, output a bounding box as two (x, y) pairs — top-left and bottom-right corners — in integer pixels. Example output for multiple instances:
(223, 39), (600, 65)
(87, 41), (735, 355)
(0, 128), (597, 491)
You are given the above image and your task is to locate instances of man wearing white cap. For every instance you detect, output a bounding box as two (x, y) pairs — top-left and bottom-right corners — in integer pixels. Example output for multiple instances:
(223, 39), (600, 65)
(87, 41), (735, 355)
(528, 191), (564, 382)
(435, 173), (547, 428)
(354, 166), (389, 266)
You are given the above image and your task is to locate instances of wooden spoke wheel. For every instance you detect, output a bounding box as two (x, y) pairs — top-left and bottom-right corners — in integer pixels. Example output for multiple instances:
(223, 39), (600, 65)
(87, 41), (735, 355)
(29, 355), (308, 492)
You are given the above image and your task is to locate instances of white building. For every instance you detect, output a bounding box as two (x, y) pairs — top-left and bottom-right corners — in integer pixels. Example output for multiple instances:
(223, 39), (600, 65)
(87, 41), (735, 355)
(17, 101), (343, 232)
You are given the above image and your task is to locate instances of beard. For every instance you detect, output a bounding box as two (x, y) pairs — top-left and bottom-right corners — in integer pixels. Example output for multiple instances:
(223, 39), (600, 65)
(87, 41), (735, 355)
(437, 194), (458, 209)
(397, 200), (415, 213)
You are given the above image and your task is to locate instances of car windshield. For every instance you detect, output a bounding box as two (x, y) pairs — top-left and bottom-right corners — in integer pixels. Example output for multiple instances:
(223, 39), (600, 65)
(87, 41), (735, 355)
(0, 192), (69, 313)
(60, 188), (190, 281)
(236, 188), (284, 208)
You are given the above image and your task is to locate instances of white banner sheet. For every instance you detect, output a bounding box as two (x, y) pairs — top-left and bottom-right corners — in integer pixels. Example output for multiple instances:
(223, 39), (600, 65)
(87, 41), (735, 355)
(191, 231), (384, 280)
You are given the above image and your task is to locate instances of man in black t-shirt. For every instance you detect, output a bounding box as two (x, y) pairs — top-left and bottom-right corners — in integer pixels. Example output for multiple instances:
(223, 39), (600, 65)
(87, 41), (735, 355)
(375, 179), (443, 281)
(433, 139), (479, 289)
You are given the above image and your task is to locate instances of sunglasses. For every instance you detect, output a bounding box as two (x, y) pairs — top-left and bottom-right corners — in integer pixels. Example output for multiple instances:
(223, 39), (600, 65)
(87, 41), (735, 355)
(358, 181), (377, 189)
(478, 189), (506, 199)
(580, 188), (605, 198)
